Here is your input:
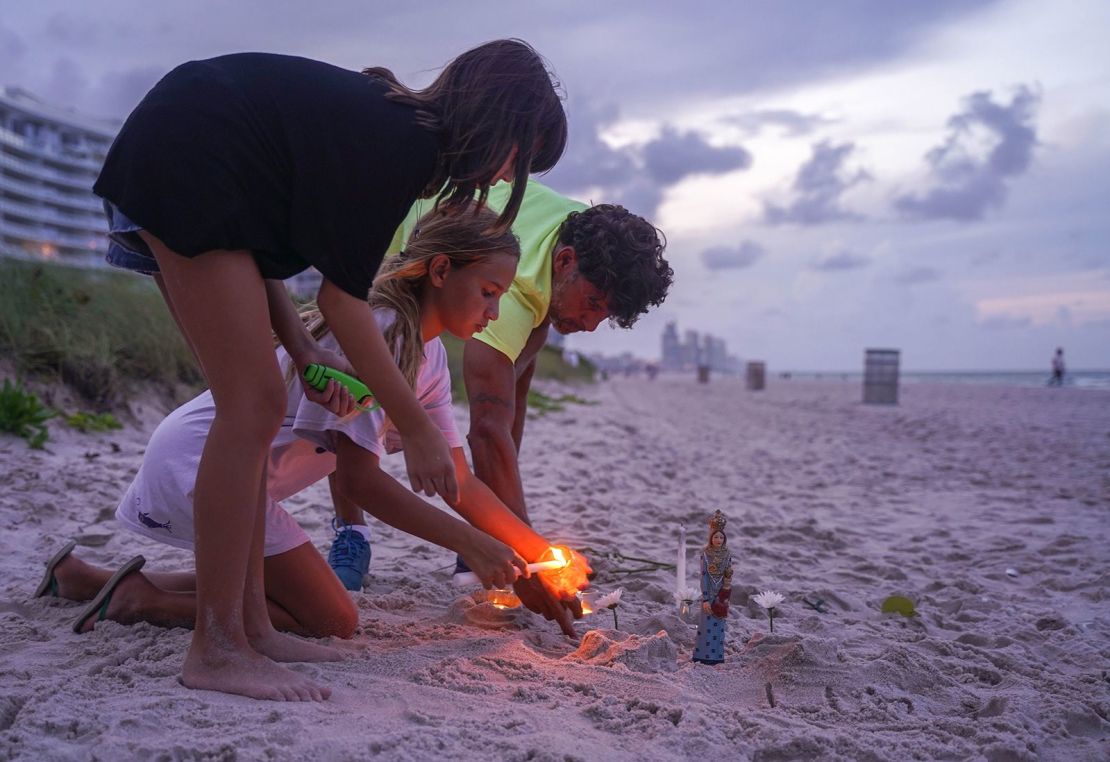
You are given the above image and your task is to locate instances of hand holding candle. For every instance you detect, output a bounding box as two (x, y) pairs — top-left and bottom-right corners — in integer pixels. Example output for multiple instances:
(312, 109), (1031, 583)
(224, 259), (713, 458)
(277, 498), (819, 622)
(453, 545), (590, 594)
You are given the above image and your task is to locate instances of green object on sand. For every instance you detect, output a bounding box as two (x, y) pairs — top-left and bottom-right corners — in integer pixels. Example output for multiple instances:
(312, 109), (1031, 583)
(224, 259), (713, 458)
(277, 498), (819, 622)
(302, 364), (379, 411)
(881, 595), (917, 617)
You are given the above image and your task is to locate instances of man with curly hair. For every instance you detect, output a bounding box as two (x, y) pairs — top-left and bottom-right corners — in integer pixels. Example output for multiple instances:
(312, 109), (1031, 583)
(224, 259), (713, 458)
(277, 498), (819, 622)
(458, 180), (672, 528)
(326, 180), (672, 631)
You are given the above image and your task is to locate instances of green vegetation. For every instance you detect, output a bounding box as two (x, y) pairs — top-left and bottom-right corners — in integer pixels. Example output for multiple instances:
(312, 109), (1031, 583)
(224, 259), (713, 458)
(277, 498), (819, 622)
(0, 258), (595, 414)
(534, 345), (597, 384)
(526, 389), (598, 417)
(440, 335), (596, 403)
(0, 259), (202, 408)
(881, 595), (918, 617)
(0, 378), (57, 449)
(64, 411), (123, 433)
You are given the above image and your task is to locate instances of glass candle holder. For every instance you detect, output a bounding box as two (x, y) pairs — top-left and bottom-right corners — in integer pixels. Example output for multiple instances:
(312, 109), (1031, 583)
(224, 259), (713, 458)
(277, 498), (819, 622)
(577, 590), (603, 616)
(478, 588), (521, 610)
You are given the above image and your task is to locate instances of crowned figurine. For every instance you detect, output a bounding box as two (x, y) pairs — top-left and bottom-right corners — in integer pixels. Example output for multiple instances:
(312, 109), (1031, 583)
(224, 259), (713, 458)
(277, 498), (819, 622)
(692, 510), (733, 664)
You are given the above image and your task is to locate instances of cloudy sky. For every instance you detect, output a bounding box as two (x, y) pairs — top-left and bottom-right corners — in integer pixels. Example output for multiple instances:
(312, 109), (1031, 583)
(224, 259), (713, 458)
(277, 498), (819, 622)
(3, 0), (1107, 371)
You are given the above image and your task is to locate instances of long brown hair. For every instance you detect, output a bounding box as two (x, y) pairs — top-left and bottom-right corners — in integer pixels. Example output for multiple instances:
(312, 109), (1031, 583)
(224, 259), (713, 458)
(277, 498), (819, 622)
(364, 39), (566, 233)
(298, 206), (519, 389)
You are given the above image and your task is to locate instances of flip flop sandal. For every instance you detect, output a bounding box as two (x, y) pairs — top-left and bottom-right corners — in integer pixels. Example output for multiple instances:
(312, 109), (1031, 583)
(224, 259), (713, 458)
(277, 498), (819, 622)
(71, 555), (146, 634)
(34, 540), (78, 598)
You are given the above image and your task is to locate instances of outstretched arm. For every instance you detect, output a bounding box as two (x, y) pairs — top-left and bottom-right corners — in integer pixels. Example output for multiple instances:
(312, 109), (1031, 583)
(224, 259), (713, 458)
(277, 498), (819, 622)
(450, 448), (581, 636)
(450, 448), (548, 561)
(464, 340), (528, 521)
(332, 434), (522, 589)
(319, 279), (457, 502)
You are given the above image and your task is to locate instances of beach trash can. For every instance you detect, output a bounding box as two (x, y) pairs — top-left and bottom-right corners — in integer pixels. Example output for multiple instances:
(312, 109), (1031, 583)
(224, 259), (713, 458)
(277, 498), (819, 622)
(697, 365), (710, 383)
(863, 349), (899, 404)
(745, 361), (766, 391)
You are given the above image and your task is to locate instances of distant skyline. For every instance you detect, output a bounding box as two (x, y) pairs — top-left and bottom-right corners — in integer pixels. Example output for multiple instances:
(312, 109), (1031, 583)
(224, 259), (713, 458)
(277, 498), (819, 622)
(3, 0), (1107, 370)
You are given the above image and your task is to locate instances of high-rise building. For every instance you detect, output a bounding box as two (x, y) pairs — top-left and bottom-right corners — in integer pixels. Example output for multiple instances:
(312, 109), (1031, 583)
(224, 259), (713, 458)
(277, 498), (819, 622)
(0, 87), (115, 267)
(661, 321), (681, 370)
(683, 329), (700, 368)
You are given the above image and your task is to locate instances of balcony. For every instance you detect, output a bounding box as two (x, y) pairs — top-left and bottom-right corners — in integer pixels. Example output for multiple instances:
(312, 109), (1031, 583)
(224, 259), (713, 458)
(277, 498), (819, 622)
(0, 172), (104, 213)
(0, 215), (106, 252)
(0, 125), (106, 171)
(0, 196), (104, 234)
(0, 150), (97, 191)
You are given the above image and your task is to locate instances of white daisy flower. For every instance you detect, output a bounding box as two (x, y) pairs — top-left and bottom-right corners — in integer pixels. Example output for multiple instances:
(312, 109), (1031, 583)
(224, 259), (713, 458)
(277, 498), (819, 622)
(752, 590), (785, 633)
(753, 591), (785, 609)
(595, 589), (623, 609)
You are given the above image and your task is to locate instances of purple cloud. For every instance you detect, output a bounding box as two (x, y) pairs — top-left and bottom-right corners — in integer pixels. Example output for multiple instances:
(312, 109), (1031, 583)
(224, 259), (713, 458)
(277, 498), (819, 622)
(809, 250), (871, 271)
(642, 127), (752, 185)
(726, 108), (834, 137)
(544, 100), (751, 219)
(895, 266), (942, 285)
(764, 140), (871, 225)
(895, 86), (1040, 221)
(701, 240), (766, 271)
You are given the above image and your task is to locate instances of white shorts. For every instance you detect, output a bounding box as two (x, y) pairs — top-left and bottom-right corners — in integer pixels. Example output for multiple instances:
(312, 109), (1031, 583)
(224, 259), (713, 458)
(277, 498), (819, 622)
(113, 322), (462, 558)
(114, 396), (311, 558)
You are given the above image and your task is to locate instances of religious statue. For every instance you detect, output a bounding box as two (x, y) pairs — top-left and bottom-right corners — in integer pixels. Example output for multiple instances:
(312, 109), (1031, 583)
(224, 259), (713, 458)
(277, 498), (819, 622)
(692, 510), (732, 664)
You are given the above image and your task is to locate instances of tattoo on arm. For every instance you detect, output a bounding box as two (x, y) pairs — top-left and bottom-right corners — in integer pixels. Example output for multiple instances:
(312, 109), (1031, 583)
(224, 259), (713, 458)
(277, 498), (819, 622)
(472, 392), (513, 409)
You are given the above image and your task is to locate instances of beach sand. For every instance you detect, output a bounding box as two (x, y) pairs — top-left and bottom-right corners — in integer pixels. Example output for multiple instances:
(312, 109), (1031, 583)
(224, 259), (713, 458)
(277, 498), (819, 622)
(1, 377), (1107, 760)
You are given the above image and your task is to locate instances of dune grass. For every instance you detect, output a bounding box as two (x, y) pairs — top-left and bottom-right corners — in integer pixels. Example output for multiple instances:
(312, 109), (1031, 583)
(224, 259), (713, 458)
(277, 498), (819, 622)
(0, 259), (202, 409)
(0, 258), (593, 411)
(439, 334), (595, 403)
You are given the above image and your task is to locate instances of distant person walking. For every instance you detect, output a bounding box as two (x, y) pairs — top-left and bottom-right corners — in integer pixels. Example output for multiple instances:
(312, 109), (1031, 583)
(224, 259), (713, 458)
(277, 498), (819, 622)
(1050, 347), (1066, 386)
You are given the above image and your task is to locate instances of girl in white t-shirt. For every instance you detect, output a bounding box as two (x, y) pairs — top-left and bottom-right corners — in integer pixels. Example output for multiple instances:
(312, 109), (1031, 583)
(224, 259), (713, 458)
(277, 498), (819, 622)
(38, 207), (586, 647)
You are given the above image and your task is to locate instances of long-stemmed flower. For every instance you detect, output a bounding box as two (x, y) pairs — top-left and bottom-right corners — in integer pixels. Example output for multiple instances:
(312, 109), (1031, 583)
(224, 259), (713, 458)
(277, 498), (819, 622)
(753, 590), (785, 633)
(595, 589), (623, 629)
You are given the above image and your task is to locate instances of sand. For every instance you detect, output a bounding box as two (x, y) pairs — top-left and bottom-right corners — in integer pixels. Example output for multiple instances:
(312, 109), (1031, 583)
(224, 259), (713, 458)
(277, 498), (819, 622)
(0, 376), (1107, 761)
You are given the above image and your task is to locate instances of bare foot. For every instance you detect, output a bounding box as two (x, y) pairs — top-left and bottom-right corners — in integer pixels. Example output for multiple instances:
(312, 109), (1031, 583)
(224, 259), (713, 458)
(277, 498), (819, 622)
(182, 637), (331, 701)
(53, 555), (116, 602)
(249, 628), (348, 663)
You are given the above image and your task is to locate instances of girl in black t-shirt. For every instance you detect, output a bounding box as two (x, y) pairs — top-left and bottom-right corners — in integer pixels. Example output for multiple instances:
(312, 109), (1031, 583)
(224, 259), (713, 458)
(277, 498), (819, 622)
(93, 39), (566, 703)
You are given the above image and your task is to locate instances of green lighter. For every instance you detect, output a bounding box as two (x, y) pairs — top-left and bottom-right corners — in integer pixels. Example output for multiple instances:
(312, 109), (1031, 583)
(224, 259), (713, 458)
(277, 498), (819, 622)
(302, 363), (379, 411)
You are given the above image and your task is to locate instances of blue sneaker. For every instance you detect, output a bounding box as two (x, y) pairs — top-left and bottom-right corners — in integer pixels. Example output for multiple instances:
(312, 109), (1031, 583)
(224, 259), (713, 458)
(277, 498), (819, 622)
(453, 555), (472, 577)
(328, 520), (371, 591)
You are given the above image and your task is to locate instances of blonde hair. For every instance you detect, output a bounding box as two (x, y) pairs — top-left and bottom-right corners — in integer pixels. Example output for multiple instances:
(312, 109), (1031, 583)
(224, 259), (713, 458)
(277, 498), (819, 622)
(297, 206), (519, 388)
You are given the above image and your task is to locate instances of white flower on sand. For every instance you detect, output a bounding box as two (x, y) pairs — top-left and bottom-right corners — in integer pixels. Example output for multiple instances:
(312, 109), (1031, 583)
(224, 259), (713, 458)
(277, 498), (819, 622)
(595, 589), (623, 609)
(752, 590), (784, 633)
(588, 588), (623, 629)
(753, 591), (785, 609)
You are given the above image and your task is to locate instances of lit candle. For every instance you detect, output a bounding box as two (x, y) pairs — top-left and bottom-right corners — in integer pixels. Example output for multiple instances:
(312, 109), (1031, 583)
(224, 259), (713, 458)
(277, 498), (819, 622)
(452, 548), (569, 587)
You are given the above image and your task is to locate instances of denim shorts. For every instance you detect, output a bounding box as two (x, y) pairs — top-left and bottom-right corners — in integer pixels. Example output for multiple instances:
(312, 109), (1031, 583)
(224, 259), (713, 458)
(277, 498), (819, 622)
(103, 201), (160, 276)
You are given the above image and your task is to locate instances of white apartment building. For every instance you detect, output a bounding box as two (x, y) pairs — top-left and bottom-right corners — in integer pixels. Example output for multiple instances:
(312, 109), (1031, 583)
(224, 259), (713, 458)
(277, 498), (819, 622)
(0, 86), (116, 267)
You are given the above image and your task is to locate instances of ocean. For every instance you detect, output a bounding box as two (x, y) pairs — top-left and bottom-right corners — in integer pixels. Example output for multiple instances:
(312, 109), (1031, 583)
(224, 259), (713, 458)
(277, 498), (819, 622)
(785, 370), (1110, 390)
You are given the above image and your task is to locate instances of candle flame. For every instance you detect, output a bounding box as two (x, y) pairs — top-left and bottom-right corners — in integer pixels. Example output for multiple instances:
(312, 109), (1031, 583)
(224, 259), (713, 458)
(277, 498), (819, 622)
(536, 545), (591, 598)
(548, 546), (569, 568)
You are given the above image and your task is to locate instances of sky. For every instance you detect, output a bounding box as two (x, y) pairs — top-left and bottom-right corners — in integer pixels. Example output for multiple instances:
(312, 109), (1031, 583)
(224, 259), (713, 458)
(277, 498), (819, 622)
(2, 0), (1108, 371)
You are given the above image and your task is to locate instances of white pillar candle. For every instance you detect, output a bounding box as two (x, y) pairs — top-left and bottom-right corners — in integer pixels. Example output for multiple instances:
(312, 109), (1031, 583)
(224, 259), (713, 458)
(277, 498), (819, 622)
(452, 558), (565, 587)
